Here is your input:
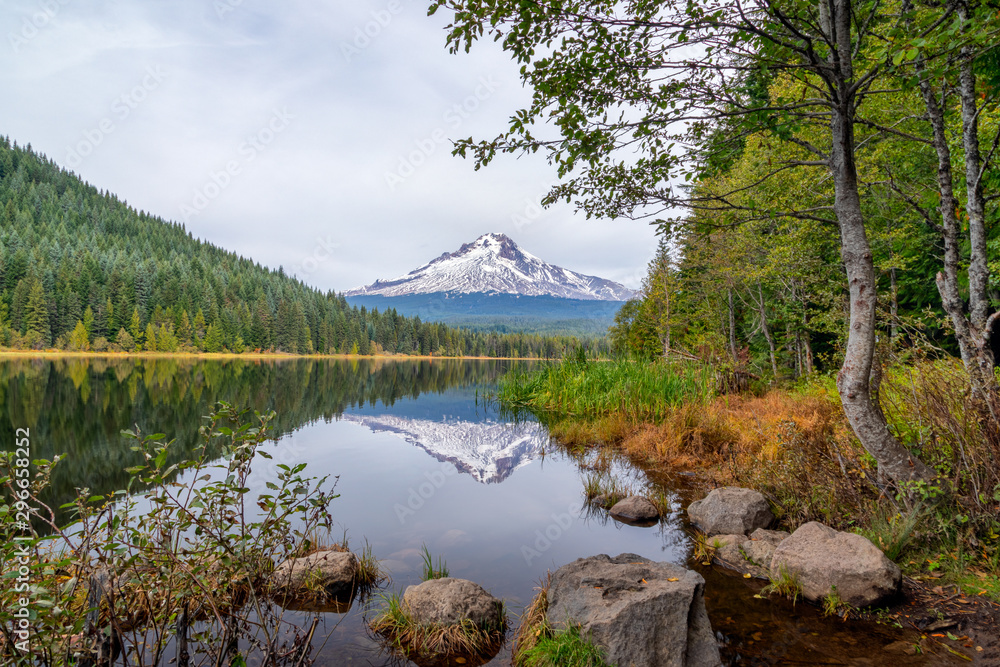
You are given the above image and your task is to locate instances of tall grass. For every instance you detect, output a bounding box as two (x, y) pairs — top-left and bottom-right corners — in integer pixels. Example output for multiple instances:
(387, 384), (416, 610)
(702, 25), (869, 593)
(420, 544), (449, 581)
(495, 358), (713, 423)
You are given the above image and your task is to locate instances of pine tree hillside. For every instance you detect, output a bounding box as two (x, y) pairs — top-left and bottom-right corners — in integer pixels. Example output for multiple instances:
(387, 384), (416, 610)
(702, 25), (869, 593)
(0, 137), (601, 359)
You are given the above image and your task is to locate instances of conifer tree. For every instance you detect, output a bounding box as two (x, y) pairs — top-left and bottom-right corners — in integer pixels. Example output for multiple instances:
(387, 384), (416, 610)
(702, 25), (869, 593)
(82, 306), (94, 344)
(25, 278), (50, 345)
(177, 310), (192, 346)
(144, 322), (157, 352)
(129, 308), (143, 347)
(203, 323), (224, 353)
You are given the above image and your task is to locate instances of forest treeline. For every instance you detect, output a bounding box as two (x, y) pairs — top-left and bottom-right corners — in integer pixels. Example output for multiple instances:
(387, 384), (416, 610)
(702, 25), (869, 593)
(0, 138), (607, 359)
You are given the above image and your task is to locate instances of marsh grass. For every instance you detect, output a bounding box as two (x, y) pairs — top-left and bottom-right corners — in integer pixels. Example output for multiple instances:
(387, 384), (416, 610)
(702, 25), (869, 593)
(759, 565), (803, 605)
(499, 356), (1000, 602)
(512, 577), (610, 667)
(822, 586), (850, 617)
(420, 544), (449, 580)
(356, 540), (387, 594)
(582, 473), (632, 509)
(511, 577), (550, 662)
(518, 625), (612, 667)
(495, 358), (713, 423)
(692, 533), (723, 564)
(368, 590), (507, 665)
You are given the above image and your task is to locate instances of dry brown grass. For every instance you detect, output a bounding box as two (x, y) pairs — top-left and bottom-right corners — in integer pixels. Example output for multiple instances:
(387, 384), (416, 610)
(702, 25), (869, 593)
(548, 387), (878, 529)
(511, 577), (550, 666)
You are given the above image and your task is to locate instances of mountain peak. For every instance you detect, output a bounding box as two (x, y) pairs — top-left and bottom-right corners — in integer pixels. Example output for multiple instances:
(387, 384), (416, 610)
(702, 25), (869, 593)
(344, 233), (637, 301)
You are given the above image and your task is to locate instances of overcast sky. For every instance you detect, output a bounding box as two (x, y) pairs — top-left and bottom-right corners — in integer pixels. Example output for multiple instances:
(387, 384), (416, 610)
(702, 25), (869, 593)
(1, 0), (659, 292)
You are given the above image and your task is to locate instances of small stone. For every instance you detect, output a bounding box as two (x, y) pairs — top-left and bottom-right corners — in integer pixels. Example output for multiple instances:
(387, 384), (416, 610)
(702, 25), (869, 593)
(609, 495), (660, 524)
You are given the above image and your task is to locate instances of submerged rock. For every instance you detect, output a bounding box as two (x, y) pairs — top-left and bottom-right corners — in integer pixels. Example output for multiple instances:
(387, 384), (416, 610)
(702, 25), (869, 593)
(269, 549), (358, 603)
(609, 495), (660, 525)
(546, 553), (721, 667)
(770, 522), (901, 607)
(688, 487), (774, 536)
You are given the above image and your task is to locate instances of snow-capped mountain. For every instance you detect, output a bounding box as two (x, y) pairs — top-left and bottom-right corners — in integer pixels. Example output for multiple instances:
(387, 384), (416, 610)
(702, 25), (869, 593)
(339, 412), (546, 484)
(344, 233), (637, 301)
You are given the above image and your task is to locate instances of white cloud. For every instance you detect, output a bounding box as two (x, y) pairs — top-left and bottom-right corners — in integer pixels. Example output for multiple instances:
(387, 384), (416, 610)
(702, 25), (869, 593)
(0, 0), (659, 292)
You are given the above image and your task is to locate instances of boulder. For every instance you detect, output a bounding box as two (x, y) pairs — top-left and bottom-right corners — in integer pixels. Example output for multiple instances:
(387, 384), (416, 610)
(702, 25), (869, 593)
(546, 553), (721, 667)
(402, 578), (505, 630)
(749, 528), (790, 546)
(687, 487), (774, 536)
(609, 495), (660, 525)
(704, 534), (745, 549)
(269, 549), (358, 602)
(714, 539), (774, 580)
(770, 522), (901, 607)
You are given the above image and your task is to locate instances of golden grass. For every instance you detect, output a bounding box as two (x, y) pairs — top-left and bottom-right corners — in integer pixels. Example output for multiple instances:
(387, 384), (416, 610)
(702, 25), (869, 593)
(547, 387), (875, 528)
(511, 577), (550, 665)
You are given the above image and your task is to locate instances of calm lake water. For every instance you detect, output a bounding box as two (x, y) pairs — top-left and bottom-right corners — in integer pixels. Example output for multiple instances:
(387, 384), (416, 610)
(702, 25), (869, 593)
(2, 357), (956, 665)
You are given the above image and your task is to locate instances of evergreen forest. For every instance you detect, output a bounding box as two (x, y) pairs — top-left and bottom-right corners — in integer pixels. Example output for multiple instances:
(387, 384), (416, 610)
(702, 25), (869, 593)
(0, 138), (602, 359)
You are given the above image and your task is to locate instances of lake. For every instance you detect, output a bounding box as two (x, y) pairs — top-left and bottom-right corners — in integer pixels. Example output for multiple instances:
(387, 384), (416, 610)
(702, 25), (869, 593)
(2, 357), (953, 665)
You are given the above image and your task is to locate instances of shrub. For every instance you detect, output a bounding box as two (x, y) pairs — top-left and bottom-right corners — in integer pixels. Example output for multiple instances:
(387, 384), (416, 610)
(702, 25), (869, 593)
(0, 403), (341, 666)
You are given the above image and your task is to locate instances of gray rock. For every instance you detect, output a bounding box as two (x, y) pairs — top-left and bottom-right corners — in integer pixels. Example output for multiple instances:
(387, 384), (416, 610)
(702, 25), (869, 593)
(749, 528), (790, 546)
(688, 487), (774, 536)
(402, 578), (505, 629)
(269, 549), (358, 601)
(705, 534), (745, 549)
(714, 538), (774, 580)
(546, 553), (721, 667)
(770, 522), (901, 607)
(609, 495), (660, 524)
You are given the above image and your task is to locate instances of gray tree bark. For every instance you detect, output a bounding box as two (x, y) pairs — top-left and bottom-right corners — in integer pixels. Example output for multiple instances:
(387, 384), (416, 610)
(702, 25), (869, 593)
(829, 0), (936, 483)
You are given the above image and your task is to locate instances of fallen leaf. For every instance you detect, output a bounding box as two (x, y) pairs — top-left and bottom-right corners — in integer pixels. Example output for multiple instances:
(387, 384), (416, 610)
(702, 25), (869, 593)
(667, 577), (679, 582)
(641, 578), (648, 584)
(743, 573), (752, 579)
(977, 647), (984, 652)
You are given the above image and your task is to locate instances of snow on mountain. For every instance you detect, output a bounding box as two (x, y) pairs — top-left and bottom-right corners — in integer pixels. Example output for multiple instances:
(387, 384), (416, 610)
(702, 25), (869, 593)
(344, 233), (637, 301)
(339, 412), (546, 484)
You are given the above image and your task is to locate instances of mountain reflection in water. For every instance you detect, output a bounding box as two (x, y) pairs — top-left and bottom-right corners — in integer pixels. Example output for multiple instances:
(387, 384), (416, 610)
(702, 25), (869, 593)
(339, 413), (545, 483)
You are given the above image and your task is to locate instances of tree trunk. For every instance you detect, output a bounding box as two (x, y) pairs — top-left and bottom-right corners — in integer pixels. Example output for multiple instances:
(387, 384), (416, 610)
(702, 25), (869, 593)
(917, 59), (980, 372)
(956, 14), (999, 414)
(829, 0), (935, 484)
(756, 283), (779, 378)
(915, 27), (999, 417)
(727, 287), (737, 362)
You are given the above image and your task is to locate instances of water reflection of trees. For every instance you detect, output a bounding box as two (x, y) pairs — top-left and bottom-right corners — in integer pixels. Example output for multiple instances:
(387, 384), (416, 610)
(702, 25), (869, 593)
(0, 357), (520, 522)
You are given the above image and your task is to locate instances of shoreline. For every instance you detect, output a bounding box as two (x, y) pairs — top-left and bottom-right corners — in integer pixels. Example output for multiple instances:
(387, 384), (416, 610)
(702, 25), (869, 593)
(0, 350), (547, 361)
